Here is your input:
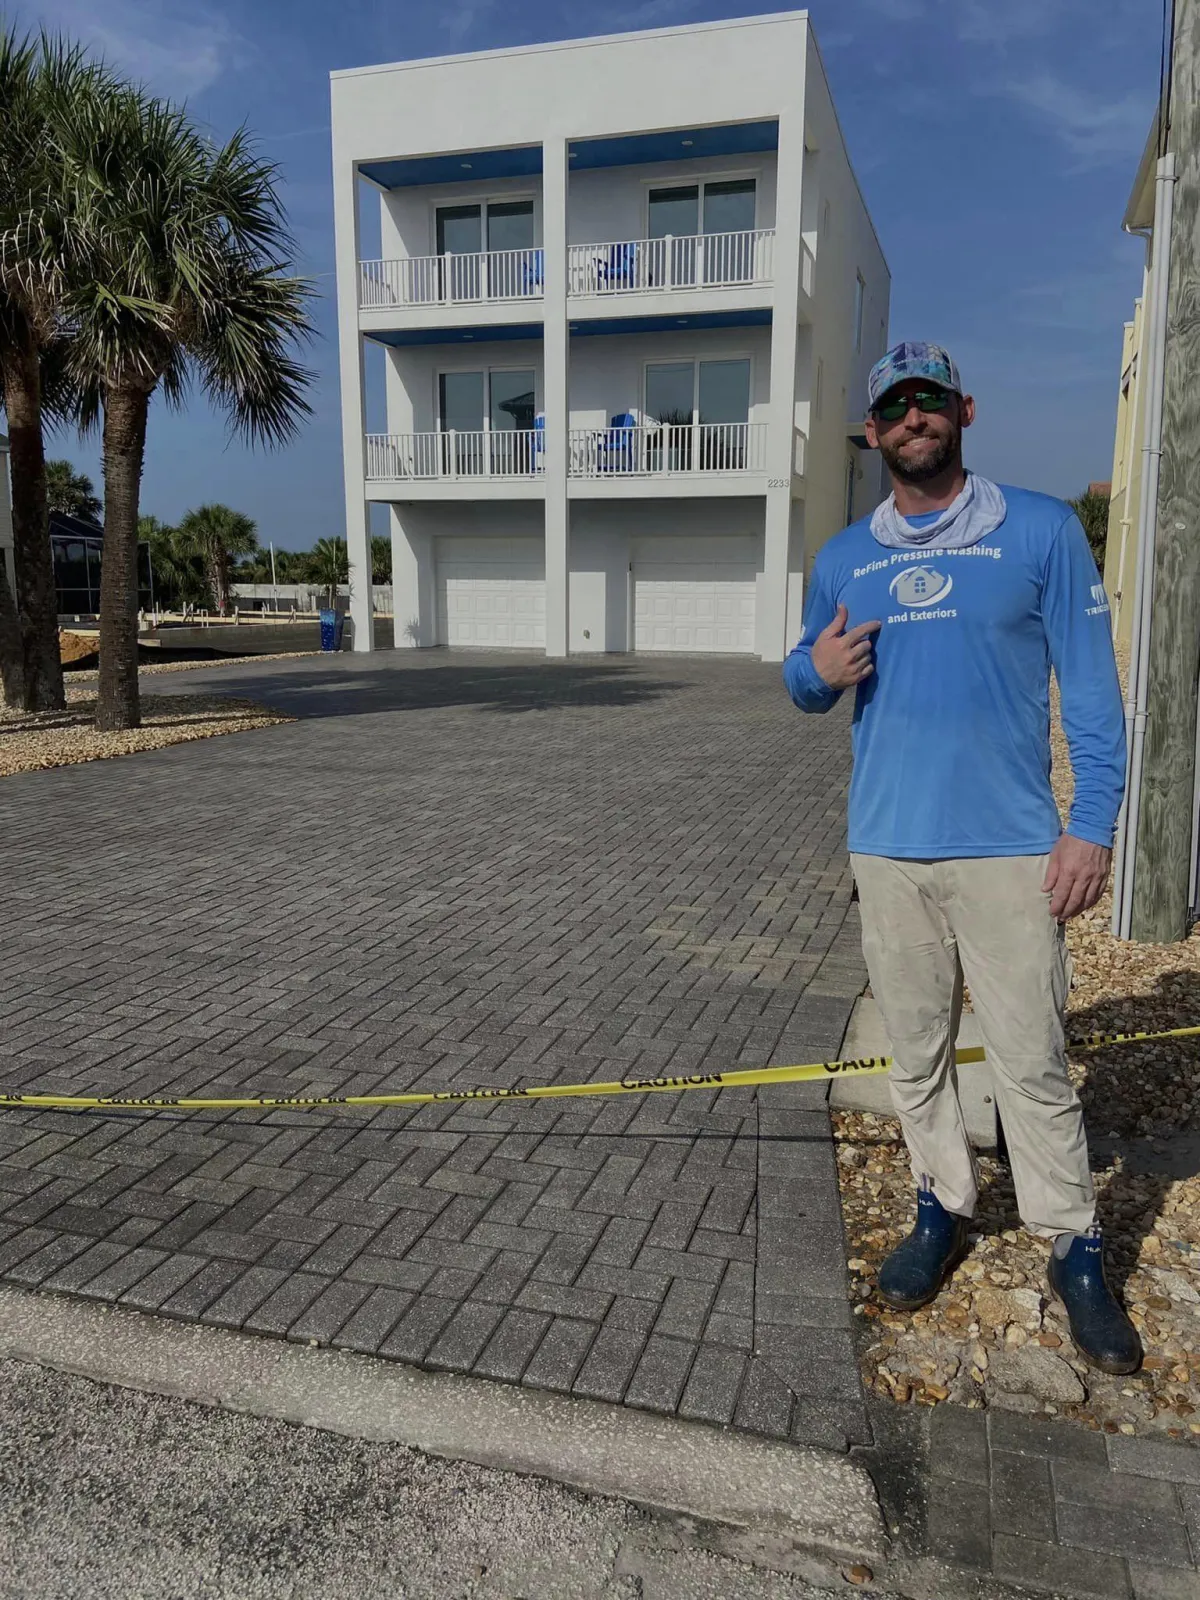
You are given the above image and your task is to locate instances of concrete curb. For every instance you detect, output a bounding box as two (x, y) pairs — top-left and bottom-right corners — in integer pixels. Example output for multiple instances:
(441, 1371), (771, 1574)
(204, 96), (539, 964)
(0, 1284), (886, 1572)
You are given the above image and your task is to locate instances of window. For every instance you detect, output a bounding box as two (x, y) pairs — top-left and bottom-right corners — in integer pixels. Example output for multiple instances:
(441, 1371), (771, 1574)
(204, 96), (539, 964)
(437, 368), (538, 475)
(644, 357), (751, 471)
(435, 200), (536, 299)
(701, 179), (756, 236)
(853, 272), (866, 353)
(485, 202), (534, 253)
(647, 178), (757, 285)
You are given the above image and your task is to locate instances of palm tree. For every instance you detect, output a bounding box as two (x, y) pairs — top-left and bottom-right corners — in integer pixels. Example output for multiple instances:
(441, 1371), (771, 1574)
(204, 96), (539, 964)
(0, 33), (115, 711)
(46, 457), (101, 522)
(371, 533), (391, 585)
(1069, 488), (1111, 567)
(177, 504), (258, 616)
(138, 514), (212, 611)
(309, 536), (349, 606)
(55, 87), (312, 730)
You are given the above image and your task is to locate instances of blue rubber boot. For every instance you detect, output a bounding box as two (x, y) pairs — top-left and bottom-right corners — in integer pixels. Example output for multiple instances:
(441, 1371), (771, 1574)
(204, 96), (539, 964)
(1047, 1227), (1142, 1375)
(877, 1186), (972, 1311)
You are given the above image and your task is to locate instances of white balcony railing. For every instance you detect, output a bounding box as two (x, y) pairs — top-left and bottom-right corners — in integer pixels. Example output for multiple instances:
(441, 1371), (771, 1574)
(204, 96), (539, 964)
(567, 229), (775, 297)
(567, 421), (768, 478)
(365, 429), (545, 482)
(359, 248), (545, 310)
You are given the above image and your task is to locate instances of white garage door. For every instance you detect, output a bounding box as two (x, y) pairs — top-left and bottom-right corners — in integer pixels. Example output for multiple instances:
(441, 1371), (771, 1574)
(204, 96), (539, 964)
(436, 538), (546, 648)
(634, 561), (757, 653)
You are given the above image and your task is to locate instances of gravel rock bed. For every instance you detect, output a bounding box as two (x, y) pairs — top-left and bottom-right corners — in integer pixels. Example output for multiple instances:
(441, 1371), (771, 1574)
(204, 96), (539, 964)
(0, 685), (292, 777)
(837, 655), (1200, 1438)
(70, 649), (320, 679)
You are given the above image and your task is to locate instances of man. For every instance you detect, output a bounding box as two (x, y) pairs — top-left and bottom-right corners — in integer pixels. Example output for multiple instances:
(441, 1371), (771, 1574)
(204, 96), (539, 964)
(783, 341), (1139, 1374)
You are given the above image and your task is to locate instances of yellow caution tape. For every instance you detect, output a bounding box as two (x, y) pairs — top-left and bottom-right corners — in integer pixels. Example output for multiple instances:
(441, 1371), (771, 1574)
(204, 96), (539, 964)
(0, 1024), (1197, 1114)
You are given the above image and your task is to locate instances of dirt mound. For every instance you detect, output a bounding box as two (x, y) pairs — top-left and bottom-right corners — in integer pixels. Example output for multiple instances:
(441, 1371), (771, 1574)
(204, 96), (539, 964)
(59, 631), (98, 667)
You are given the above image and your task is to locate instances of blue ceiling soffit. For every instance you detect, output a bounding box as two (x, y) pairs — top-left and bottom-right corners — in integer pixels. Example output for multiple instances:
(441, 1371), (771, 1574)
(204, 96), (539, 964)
(361, 146), (543, 190)
(365, 323), (544, 348)
(569, 310), (772, 337)
(568, 120), (778, 171)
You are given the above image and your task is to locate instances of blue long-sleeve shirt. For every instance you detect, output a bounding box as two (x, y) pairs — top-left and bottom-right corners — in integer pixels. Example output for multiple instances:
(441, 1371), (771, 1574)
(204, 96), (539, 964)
(782, 486), (1125, 859)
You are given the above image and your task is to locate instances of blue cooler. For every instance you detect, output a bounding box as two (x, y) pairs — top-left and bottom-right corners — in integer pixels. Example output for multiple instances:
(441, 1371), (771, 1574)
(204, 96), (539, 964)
(319, 609), (345, 651)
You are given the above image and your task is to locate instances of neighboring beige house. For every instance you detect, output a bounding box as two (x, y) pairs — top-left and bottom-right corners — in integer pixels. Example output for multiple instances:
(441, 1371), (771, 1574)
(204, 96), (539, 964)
(1101, 125), (1157, 651)
(0, 434), (13, 599)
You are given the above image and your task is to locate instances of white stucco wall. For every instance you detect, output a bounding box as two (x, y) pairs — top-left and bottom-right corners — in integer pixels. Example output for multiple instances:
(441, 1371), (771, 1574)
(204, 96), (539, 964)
(795, 33), (890, 577)
(566, 155), (778, 246)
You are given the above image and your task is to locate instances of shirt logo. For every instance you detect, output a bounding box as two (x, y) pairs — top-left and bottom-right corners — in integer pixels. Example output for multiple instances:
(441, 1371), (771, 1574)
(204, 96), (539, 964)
(888, 565), (954, 608)
(1087, 583), (1111, 618)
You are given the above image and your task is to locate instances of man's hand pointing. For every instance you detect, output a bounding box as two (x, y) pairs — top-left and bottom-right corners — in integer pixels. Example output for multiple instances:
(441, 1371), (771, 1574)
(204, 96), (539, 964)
(811, 604), (882, 690)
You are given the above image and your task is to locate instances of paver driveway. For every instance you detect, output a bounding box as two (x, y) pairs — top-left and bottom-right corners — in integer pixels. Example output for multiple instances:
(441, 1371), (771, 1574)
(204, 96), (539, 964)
(0, 652), (870, 1446)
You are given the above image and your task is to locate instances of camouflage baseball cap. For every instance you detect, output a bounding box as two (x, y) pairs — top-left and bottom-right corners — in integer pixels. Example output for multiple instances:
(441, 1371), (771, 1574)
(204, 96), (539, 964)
(868, 341), (962, 409)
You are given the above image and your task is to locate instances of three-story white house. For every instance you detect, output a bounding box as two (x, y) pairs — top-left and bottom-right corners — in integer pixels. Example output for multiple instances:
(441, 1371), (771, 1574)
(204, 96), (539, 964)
(331, 11), (888, 661)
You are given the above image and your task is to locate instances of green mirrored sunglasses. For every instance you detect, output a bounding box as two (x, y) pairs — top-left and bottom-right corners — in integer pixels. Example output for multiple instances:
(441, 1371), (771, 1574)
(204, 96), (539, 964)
(872, 389), (953, 423)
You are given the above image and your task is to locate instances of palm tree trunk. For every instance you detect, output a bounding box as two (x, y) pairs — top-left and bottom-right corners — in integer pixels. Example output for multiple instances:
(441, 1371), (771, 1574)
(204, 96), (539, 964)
(96, 384), (150, 731)
(216, 549), (231, 615)
(0, 556), (25, 709)
(0, 339), (64, 712)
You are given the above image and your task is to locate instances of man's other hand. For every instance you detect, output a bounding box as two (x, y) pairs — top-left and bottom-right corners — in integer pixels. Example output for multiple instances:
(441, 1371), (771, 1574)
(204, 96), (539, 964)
(811, 605), (882, 690)
(1044, 834), (1112, 921)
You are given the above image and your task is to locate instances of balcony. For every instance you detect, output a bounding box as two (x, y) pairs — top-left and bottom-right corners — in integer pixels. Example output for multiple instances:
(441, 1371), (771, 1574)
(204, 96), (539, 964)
(567, 229), (774, 299)
(365, 428), (544, 483)
(567, 421), (768, 478)
(359, 248), (544, 310)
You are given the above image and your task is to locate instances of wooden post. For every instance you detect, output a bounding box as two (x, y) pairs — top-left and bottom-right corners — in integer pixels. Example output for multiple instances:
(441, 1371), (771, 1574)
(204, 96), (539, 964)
(1133, 0), (1200, 941)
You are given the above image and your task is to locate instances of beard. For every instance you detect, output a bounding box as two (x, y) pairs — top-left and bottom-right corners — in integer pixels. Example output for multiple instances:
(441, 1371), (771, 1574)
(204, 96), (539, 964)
(879, 426), (960, 485)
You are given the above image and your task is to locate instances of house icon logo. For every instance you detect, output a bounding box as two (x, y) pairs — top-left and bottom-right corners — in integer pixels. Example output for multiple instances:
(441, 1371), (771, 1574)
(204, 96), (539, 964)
(889, 566), (953, 608)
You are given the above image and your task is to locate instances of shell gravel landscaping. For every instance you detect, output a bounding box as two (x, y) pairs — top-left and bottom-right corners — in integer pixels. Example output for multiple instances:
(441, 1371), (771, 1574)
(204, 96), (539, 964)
(0, 683), (292, 777)
(837, 666), (1200, 1439)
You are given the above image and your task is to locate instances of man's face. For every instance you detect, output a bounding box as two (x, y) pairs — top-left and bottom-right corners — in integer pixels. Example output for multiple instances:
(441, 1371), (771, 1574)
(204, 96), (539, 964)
(864, 379), (976, 485)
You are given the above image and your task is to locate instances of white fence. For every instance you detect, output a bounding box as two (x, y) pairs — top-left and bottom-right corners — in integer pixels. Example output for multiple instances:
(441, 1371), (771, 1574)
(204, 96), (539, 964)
(365, 429), (544, 481)
(359, 248), (544, 308)
(567, 421), (768, 478)
(566, 229), (775, 297)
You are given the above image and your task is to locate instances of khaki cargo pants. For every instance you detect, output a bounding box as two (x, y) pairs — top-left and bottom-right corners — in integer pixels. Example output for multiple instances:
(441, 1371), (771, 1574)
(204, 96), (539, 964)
(849, 853), (1095, 1238)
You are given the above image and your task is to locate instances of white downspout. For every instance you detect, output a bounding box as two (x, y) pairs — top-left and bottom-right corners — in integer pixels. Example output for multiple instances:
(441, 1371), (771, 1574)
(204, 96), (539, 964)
(1113, 151), (1177, 939)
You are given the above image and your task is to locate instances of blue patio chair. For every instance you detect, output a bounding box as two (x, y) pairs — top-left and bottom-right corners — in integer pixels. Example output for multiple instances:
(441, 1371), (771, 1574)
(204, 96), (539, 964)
(522, 249), (545, 295)
(597, 242), (638, 291)
(597, 412), (637, 473)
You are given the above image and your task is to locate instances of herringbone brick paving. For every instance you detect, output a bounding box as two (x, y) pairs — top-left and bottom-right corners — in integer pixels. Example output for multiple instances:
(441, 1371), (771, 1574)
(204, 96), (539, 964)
(0, 652), (868, 1445)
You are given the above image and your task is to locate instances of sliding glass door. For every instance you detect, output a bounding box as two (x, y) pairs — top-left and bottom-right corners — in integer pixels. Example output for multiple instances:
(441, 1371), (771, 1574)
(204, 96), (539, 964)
(644, 358), (751, 471)
(438, 368), (538, 475)
(647, 179), (758, 286)
(436, 205), (484, 300)
(435, 200), (536, 300)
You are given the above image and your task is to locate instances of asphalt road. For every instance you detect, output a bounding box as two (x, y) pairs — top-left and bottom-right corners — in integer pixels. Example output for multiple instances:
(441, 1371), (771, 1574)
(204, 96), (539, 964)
(0, 1358), (854, 1600)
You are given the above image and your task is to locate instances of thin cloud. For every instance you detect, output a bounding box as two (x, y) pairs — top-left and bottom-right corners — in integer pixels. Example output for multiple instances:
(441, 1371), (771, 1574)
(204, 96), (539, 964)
(1004, 70), (1152, 165)
(29, 0), (247, 98)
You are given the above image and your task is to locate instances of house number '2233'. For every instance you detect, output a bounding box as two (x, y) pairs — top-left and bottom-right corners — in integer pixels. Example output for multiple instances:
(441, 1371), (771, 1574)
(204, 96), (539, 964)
(767, 478), (790, 489)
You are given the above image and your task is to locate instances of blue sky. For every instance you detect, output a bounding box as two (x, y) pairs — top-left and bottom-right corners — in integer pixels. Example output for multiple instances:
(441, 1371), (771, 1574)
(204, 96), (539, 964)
(14, 0), (1161, 549)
